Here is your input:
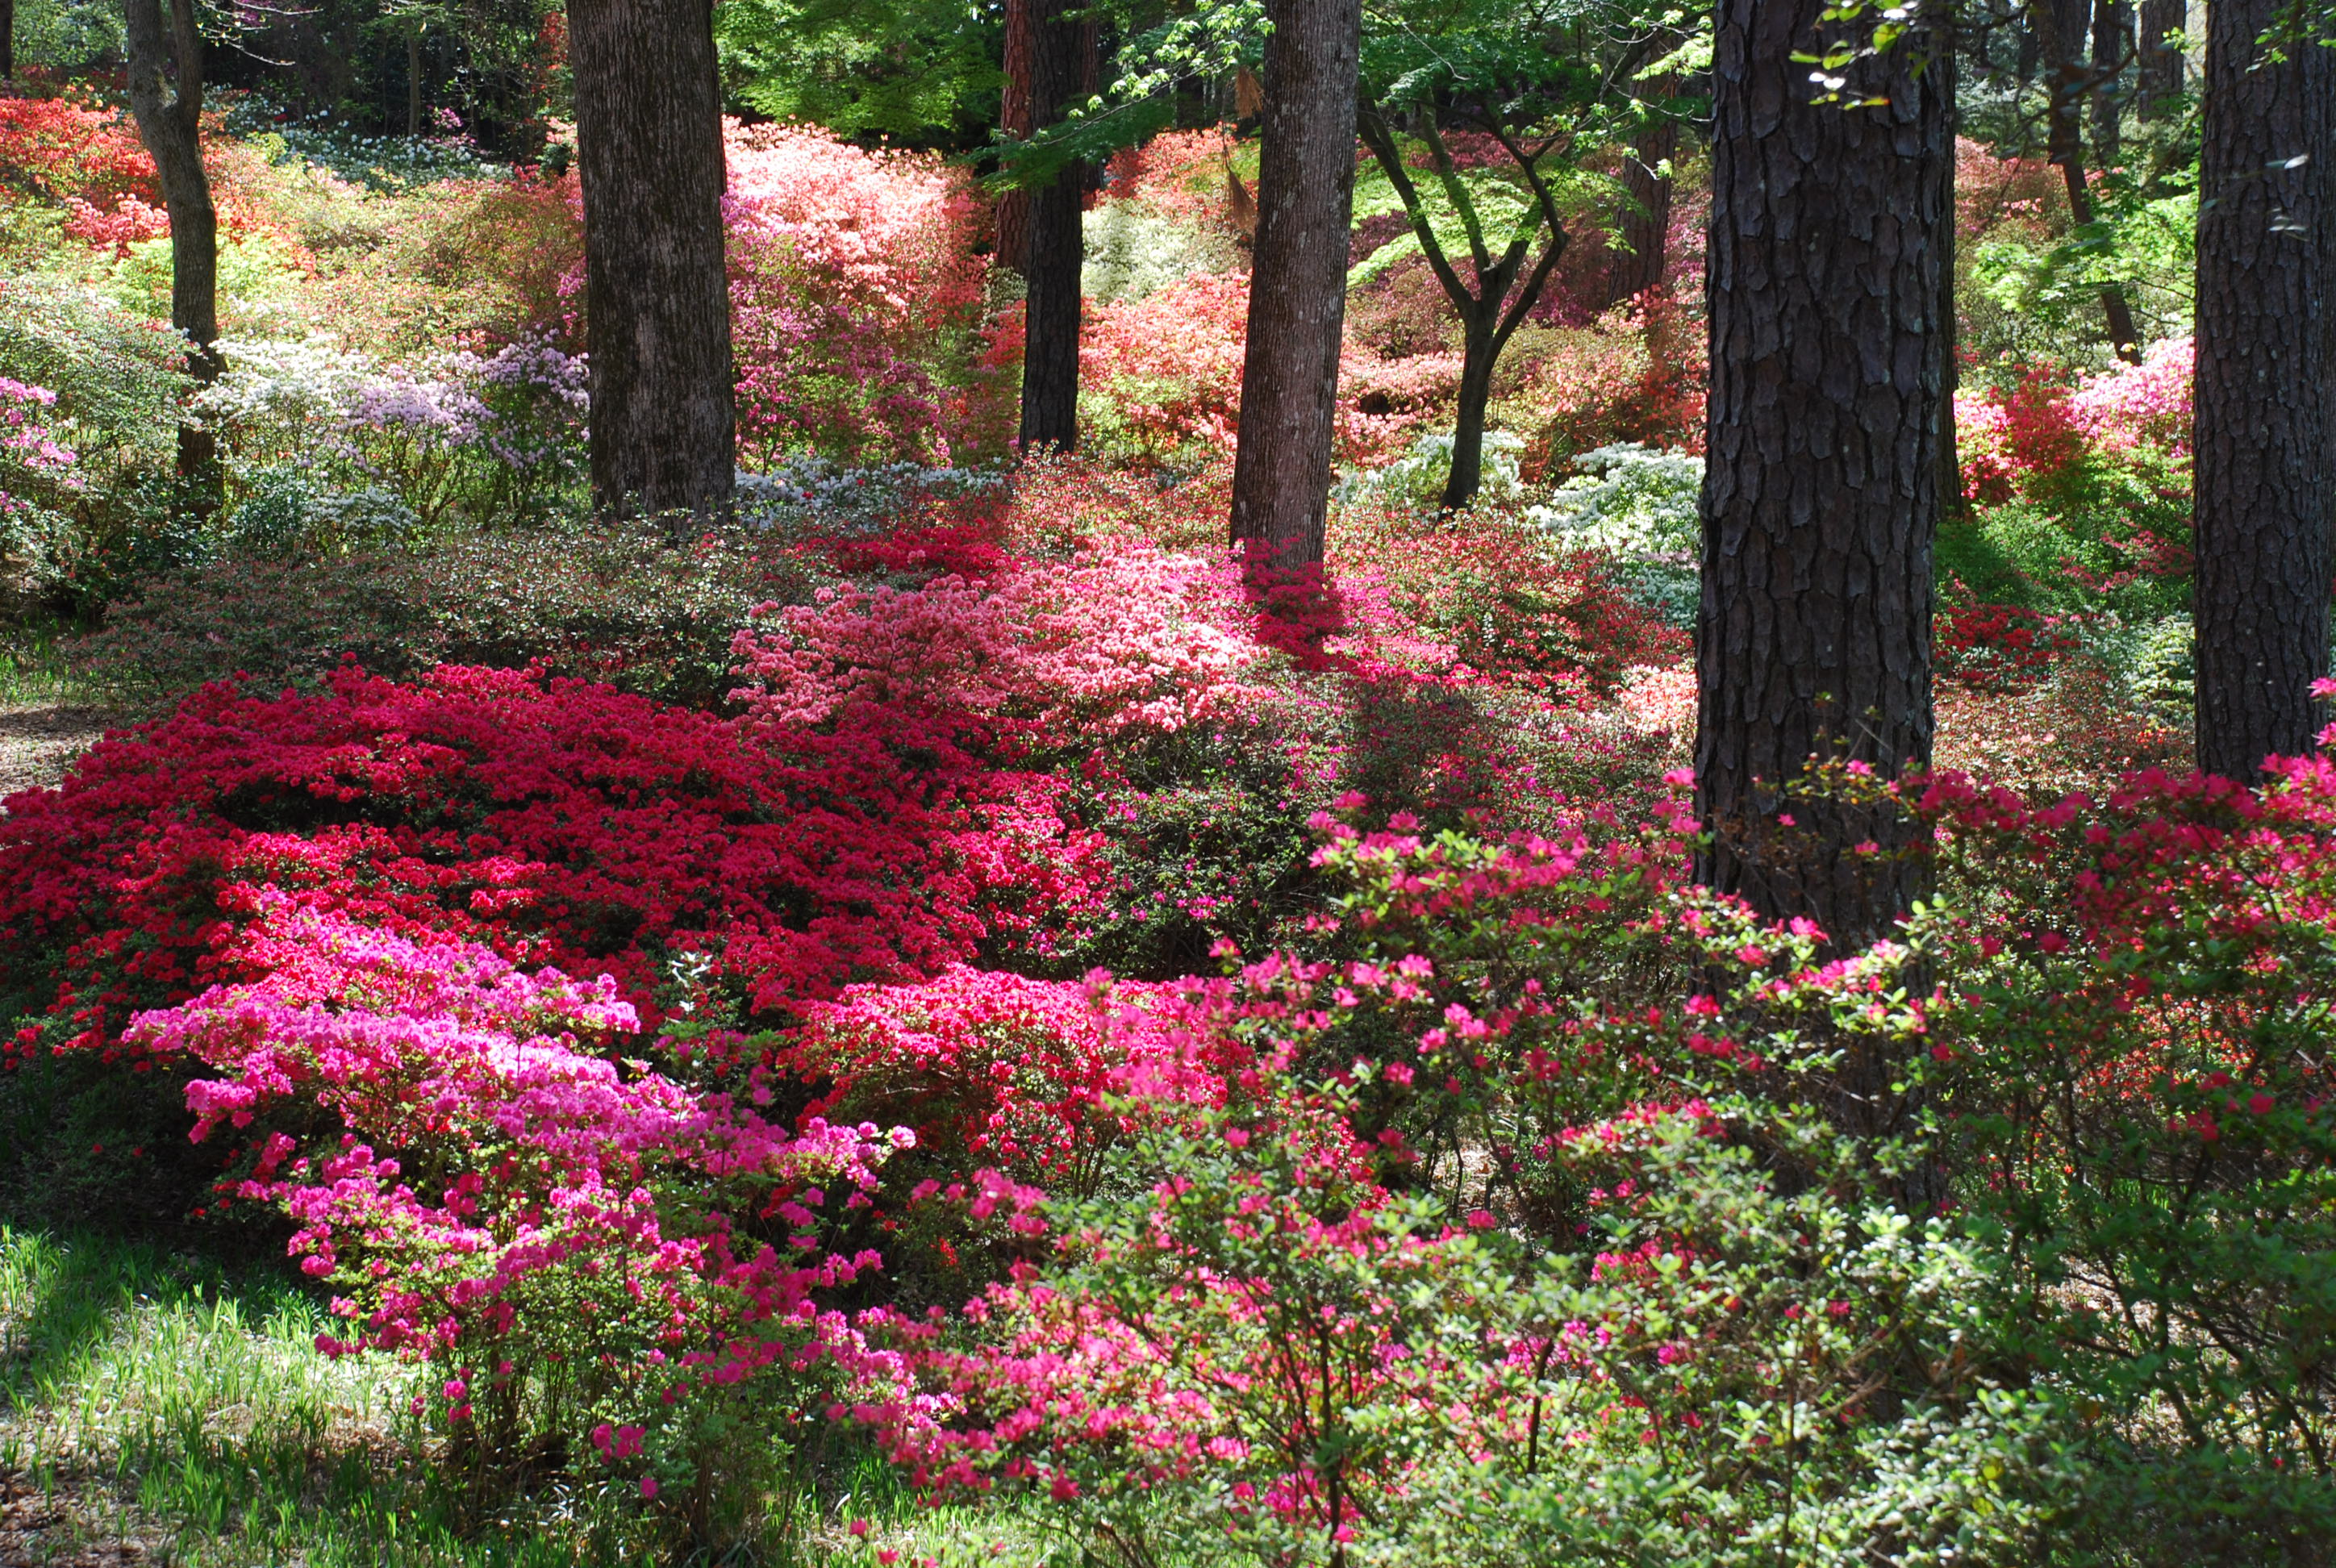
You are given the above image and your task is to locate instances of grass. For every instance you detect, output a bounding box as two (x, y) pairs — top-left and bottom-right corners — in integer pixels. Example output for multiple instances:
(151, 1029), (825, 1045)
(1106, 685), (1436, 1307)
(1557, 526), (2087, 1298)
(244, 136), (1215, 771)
(0, 618), (91, 708)
(0, 1227), (1131, 1567)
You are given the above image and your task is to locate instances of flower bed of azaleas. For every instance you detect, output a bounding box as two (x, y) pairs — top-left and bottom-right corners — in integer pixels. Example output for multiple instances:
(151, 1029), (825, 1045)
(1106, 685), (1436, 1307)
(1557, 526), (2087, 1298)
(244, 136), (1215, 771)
(0, 661), (1108, 1063)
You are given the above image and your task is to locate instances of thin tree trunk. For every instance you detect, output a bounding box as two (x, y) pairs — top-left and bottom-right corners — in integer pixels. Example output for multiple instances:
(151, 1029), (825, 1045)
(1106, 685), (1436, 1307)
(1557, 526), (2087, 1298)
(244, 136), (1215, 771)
(1228, 0), (1361, 573)
(1443, 323), (1497, 509)
(2136, 0), (2183, 117)
(2192, 0), (2335, 780)
(407, 26), (422, 138)
(2, 0), (15, 80)
(122, 0), (219, 481)
(569, 0), (734, 518)
(2091, 0), (2125, 166)
(995, 0), (1032, 273)
(1696, 0), (1952, 949)
(1017, 0), (1084, 453)
(2029, 0), (2143, 362)
(1606, 101), (1677, 306)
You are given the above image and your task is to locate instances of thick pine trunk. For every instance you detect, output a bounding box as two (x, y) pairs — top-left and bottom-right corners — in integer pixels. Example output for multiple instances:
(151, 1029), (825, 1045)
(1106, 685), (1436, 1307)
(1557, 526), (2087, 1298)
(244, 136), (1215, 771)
(1017, 0), (1085, 453)
(1228, 0), (1361, 573)
(569, 0), (735, 518)
(122, 0), (219, 479)
(1695, 0), (1952, 949)
(2135, 0), (2183, 117)
(1605, 110), (1677, 306)
(995, 0), (1032, 273)
(2192, 0), (2335, 781)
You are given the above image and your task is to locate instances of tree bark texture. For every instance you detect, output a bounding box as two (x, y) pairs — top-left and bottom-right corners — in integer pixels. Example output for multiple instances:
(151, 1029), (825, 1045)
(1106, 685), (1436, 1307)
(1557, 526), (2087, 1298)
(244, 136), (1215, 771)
(1606, 106), (1678, 306)
(2136, 0), (2183, 116)
(995, 0), (1032, 273)
(2, 0), (15, 80)
(1696, 0), (1953, 949)
(122, 0), (219, 478)
(1017, 0), (1087, 453)
(569, 0), (733, 519)
(2191, 0), (2335, 780)
(1228, 0), (1361, 571)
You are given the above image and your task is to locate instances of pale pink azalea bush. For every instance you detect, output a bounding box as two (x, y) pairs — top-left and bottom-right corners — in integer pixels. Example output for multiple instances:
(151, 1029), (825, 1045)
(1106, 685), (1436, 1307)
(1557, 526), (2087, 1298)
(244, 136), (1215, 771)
(2069, 334), (2192, 457)
(731, 536), (1276, 740)
(724, 122), (1006, 463)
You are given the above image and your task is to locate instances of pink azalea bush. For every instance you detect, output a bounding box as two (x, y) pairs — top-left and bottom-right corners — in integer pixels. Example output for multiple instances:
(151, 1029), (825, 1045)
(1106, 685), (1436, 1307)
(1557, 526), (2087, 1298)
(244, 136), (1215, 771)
(724, 122), (1006, 464)
(127, 901), (911, 1517)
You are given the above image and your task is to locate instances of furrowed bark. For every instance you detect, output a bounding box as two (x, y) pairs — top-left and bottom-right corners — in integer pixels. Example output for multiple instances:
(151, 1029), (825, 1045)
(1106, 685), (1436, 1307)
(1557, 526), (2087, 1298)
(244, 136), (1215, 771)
(569, 0), (735, 519)
(1696, 0), (1953, 949)
(1228, 0), (1362, 572)
(2191, 0), (2335, 780)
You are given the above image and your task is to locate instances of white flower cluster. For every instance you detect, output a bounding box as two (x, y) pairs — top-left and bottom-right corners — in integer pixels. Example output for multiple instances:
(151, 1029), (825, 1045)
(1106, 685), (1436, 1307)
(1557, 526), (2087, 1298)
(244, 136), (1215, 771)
(734, 457), (1007, 537)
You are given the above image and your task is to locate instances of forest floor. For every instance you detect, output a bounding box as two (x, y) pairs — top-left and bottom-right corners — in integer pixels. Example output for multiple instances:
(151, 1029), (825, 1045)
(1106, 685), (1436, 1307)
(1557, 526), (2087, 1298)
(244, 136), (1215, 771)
(0, 707), (114, 802)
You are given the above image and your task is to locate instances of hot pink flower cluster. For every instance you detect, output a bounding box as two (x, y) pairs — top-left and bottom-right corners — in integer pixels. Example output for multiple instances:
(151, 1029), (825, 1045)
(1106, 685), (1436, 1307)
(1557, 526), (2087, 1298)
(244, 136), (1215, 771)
(125, 903), (909, 1464)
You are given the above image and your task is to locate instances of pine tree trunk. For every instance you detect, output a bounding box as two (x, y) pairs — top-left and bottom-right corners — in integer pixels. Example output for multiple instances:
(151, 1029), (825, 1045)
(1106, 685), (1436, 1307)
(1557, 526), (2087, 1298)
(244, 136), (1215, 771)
(569, 0), (734, 518)
(2090, 0), (2125, 167)
(2, 0), (15, 80)
(995, 0), (1032, 273)
(1605, 107), (1677, 306)
(1018, 0), (1085, 453)
(122, 0), (219, 479)
(1228, 0), (1361, 573)
(1440, 322), (1496, 511)
(2135, 0), (2183, 117)
(1695, 0), (1952, 949)
(2192, 0), (2335, 781)
(407, 27), (422, 138)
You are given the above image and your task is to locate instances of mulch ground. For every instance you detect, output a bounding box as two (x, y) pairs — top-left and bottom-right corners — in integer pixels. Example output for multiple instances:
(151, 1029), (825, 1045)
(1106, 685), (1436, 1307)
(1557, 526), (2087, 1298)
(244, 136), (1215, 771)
(0, 707), (117, 805)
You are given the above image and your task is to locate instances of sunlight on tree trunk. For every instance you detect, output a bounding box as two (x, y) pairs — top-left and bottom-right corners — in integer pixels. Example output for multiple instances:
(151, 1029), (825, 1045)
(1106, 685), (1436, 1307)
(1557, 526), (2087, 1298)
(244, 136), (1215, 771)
(569, 0), (735, 519)
(1228, 0), (1361, 573)
(122, 0), (219, 485)
(2191, 0), (2334, 781)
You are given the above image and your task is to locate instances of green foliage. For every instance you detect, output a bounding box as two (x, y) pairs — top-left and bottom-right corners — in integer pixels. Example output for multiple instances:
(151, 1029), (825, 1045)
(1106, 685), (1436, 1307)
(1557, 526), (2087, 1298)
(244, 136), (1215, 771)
(72, 515), (815, 713)
(1338, 428), (1527, 508)
(716, 0), (1005, 148)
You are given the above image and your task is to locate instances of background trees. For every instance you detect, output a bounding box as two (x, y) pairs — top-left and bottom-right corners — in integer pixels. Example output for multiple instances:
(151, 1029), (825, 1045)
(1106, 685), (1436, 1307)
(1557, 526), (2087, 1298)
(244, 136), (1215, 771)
(120, 0), (217, 478)
(1693, 0), (1954, 945)
(2190, 0), (2335, 779)
(567, 0), (735, 517)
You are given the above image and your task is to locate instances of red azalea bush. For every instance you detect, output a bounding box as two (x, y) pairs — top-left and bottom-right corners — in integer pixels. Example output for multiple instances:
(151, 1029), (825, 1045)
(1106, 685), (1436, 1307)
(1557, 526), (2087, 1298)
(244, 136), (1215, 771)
(0, 663), (1108, 1065)
(0, 94), (160, 209)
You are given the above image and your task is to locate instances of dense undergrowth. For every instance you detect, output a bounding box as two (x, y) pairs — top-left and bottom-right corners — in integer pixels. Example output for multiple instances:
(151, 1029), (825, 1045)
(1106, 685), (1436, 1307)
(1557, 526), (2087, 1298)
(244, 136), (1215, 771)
(0, 38), (2317, 1568)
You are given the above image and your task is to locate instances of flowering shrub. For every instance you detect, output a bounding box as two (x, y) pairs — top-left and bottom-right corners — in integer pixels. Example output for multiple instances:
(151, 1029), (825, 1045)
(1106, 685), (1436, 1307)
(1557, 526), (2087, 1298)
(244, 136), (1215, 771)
(0, 93), (159, 209)
(732, 536), (1272, 742)
(724, 122), (1003, 465)
(127, 902), (909, 1538)
(835, 807), (2082, 1564)
(198, 334), (588, 531)
(0, 664), (1107, 1062)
